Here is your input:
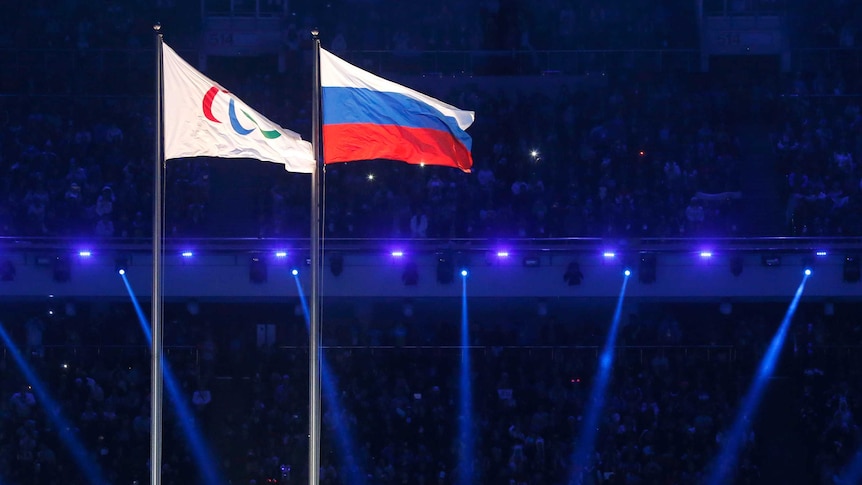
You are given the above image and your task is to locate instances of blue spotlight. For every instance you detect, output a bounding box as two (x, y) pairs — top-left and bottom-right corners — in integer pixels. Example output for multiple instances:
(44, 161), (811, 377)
(569, 274), (630, 483)
(294, 278), (367, 485)
(707, 274), (810, 485)
(804, 267), (812, 276)
(0, 324), (106, 485)
(291, 268), (299, 276)
(839, 449), (862, 484)
(118, 268), (125, 275)
(458, 265), (476, 485)
(119, 272), (221, 484)
(624, 268), (631, 277)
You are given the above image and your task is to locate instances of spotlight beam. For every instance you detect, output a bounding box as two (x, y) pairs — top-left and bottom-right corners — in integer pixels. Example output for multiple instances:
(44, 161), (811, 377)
(294, 274), (367, 485)
(570, 272), (630, 480)
(0, 323), (106, 485)
(707, 273), (811, 485)
(119, 272), (221, 485)
(458, 271), (476, 485)
(120, 272), (151, 342)
(838, 449), (862, 484)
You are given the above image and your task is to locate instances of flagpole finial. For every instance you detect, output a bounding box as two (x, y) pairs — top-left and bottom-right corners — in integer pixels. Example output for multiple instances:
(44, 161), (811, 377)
(154, 22), (162, 32)
(311, 29), (319, 39)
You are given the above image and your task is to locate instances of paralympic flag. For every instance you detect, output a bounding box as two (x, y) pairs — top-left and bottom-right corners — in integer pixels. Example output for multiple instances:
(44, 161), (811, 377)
(162, 42), (315, 173)
(320, 48), (475, 172)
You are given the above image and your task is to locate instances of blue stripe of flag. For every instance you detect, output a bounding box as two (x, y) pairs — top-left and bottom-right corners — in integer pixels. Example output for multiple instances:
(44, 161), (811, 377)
(322, 87), (472, 151)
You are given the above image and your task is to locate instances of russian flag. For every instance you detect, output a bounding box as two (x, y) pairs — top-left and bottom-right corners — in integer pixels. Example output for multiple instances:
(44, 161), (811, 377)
(320, 49), (475, 172)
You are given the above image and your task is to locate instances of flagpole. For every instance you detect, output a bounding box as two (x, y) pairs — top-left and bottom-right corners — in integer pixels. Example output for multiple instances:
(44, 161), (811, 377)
(309, 29), (323, 485)
(151, 23), (165, 485)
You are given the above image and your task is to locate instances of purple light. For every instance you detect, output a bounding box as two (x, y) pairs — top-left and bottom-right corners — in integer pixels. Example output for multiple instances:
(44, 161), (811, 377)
(816, 251), (827, 257)
(391, 250), (404, 258)
(496, 251), (510, 258)
(603, 251), (616, 259)
(181, 251), (193, 258)
(700, 251), (713, 258)
(78, 250), (91, 257)
(275, 251), (287, 258)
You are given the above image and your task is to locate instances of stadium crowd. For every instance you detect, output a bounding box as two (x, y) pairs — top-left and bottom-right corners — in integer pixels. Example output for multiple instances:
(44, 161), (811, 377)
(2, 71), (753, 241)
(3, 2), (862, 240)
(2, 302), (862, 484)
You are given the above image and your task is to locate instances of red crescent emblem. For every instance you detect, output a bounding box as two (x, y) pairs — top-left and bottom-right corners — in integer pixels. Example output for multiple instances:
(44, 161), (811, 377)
(202, 86), (221, 123)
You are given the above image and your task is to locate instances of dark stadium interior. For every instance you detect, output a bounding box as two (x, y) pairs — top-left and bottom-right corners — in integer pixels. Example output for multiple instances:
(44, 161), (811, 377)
(2, 1), (862, 484)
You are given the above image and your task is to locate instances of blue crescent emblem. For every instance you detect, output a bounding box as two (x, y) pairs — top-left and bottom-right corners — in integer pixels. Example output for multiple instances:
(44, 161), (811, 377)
(228, 99), (255, 135)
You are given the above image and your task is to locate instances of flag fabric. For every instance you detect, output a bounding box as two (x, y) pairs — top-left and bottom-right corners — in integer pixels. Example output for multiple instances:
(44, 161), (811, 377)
(162, 42), (315, 173)
(320, 48), (475, 172)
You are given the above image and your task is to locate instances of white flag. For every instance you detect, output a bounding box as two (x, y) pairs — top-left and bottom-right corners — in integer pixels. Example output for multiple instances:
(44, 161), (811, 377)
(162, 42), (314, 173)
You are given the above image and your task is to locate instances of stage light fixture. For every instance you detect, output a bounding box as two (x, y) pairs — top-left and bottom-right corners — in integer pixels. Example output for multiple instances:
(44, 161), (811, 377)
(115, 257), (129, 275)
(249, 256), (267, 283)
(844, 256), (860, 283)
(329, 252), (344, 277)
(639, 253), (656, 284)
(402, 261), (419, 286)
(564, 261), (583, 286)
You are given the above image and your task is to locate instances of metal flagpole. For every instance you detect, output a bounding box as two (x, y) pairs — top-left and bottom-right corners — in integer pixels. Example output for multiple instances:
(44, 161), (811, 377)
(151, 23), (165, 485)
(309, 29), (323, 485)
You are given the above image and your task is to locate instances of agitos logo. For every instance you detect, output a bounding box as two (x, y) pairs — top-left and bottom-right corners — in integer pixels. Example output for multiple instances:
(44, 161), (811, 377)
(202, 86), (281, 139)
